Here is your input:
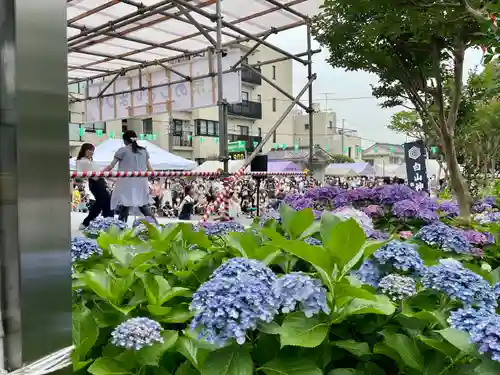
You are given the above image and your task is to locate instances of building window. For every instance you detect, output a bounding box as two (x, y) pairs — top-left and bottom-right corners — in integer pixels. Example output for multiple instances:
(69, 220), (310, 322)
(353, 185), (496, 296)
(272, 98), (276, 112)
(273, 131), (277, 143)
(242, 91), (249, 102)
(195, 119), (219, 136)
(328, 120), (333, 129)
(239, 125), (249, 135)
(348, 147), (352, 158)
(83, 122), (106, 133)
(143, 118), (153, 134)
(304, 123), (309, 130)
(258, 127), (262, 137)
(355, 144), (360, 156)
(122, 119), (128, 133)
(257, 94), (261, 102)
(272, 65), (276, 80)
(173, 119), (183, 136)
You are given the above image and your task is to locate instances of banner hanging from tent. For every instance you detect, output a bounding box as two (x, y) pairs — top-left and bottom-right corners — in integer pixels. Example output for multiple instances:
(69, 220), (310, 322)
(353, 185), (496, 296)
(403, 140), (428, 192)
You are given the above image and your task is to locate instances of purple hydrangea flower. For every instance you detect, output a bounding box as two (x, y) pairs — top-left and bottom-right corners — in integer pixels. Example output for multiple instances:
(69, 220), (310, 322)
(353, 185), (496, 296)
(332, 206), (374, 235)
(363, 204), (384, 217)
(438, 200), (460, 217)
(133, 216), (157, 227)
(475, 211), (500, 225)
(461, 230), (494, 246)
(469, 313), (500, 362)
(373, 240), (424, 275)
(304, 237), (322, 246)
(449, 308), (493, 334)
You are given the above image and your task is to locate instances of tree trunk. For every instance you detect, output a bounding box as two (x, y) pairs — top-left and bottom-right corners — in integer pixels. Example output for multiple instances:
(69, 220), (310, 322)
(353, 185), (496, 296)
(441, 129), (472, 219)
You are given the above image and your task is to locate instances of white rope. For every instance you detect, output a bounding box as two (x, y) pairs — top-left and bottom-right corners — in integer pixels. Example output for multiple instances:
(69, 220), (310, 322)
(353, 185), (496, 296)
(0, 346), (73, 375)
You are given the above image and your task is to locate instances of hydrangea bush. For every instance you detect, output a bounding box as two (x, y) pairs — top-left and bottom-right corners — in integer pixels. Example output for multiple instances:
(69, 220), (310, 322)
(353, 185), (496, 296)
(72, 205), (500, 375)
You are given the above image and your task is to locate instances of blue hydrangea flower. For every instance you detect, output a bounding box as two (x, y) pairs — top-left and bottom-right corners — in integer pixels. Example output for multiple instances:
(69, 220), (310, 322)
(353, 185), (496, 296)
(422, 259), (497, 311)
(194, 221), (245, 236)
(272, 273), (329, 317)
(378, 274), (416, 301)
(373, 240), (424, 275)
(210, 258), (277, 288)
(71, 237), (101, 262)
(133, 216), (157, 227)
(190, 275), (278, 345)
(84, 217), (127, 238)
(469, 314), (500, 362)
(494, 283), (500, 300)
(475, 211), (500, 225)
(110, 317), (164, 350)
(414, 223), (472, 254)
(332, 206), (374, 235)
(449, 308), (493, 334)
(259, 210), (281, 226)
(304, 237), (322, 246)
(353, 260), (383, 287)
(367, 230), (390, 240)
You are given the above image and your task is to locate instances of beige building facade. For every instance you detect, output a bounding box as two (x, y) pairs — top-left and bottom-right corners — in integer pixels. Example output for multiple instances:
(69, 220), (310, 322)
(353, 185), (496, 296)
(291, 110), (363, 160)
(69, 44), (294, 162)
(362, 143), (405, 166)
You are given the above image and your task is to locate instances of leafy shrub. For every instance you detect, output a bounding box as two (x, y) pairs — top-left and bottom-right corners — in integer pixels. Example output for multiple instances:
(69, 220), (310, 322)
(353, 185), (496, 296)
(73, 206), (500, 375)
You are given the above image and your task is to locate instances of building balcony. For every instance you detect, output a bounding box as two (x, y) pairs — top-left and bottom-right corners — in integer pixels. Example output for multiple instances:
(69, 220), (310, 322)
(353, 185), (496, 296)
(227, 100), (262, 119)
(241, 66), (262, 85)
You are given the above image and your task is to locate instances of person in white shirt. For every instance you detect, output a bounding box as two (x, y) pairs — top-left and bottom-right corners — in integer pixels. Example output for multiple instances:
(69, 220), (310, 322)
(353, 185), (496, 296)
(76, 143), (113, 229)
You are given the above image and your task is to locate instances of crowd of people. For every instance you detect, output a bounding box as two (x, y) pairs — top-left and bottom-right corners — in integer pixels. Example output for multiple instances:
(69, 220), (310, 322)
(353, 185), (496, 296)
(72, 130), (447, 228)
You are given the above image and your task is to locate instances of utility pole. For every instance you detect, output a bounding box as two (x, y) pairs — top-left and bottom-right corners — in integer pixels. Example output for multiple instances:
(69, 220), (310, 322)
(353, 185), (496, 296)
(341, 118), (345, 155)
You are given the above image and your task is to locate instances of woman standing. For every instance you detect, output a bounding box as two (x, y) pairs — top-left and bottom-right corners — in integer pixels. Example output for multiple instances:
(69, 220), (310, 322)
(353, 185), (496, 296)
(76, 143), (113, 229)
(104, 130), (157, 223)
(178, 185), (195, 220)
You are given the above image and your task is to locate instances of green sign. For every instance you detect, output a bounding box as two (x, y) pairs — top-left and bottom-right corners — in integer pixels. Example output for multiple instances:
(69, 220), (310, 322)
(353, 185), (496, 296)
(228, 140), (246, 153)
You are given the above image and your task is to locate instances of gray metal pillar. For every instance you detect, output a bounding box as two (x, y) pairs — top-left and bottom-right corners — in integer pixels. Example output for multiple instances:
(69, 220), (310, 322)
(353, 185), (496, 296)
(0, 0), (71, 370)
(215, 0), (229, 172)
(306, 21), (314, 171)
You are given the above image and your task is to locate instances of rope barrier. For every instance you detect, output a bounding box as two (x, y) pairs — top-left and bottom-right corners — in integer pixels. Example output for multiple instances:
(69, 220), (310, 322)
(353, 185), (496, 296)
(0, 346), (73, 375)
(69, 171), (306, 178)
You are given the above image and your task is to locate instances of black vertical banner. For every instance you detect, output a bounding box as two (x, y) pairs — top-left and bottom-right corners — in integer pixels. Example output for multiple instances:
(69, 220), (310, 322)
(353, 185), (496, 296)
(403, 140), (429, 192)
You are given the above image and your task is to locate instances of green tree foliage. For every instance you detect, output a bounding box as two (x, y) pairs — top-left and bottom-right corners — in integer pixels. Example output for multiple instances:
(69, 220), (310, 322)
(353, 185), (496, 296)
(330, 154), (355, 163)
(312, 0), (498, 219)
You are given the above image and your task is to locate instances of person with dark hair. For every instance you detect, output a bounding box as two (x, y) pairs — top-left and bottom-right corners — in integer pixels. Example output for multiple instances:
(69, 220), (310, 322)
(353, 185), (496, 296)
(103, 130), (156, 223)
(178, 185), (195, 220)
(76, 143), (113, 229)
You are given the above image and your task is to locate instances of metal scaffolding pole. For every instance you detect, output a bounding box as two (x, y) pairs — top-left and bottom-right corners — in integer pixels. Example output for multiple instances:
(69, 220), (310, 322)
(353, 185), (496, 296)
(243, 75), (316, 169)
(306, 20), (314, 172)
(170, 0), (309, 65)
(68, 21), (307, 84)
(215, 0), (229, 173)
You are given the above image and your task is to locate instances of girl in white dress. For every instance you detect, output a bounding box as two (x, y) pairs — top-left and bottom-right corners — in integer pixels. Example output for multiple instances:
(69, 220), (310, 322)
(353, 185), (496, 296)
(103, 131), (157, 223)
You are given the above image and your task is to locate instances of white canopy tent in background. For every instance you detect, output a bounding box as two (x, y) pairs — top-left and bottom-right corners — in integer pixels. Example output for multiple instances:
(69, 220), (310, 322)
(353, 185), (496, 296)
(193, 160), (249, 173)
(379, 160), (453, 179)
(69, 139), (196, 170)
(325, 163), (377, 177)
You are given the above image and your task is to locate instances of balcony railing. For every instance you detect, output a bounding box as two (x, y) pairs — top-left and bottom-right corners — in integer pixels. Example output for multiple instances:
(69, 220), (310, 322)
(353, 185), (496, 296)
(69, 123), (83, 142)
(172, 135), (193, 147)
(227, 100), (262, 119)
(241, 66), (262, 85)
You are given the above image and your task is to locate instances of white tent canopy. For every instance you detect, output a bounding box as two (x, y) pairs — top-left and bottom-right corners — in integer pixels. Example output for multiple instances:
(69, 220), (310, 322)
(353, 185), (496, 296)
(325, 163), (377, 176)
(193, 160), (249, 173)
(70, 139), (196, 171)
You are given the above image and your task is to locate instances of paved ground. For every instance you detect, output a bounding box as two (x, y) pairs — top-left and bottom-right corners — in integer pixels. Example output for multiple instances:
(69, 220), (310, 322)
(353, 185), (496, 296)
(70, 212), (254, 237)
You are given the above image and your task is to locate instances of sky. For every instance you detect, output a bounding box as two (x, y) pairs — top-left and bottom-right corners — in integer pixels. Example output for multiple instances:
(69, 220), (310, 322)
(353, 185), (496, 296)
(269, 26), (484, 148)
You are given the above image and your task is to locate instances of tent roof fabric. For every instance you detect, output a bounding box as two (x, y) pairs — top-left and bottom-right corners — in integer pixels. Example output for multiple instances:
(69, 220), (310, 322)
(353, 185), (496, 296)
(193, 160), (248, 173)
(70, 139), (196, 170)
(67, 0), (320, 82)
(326, 162), (376, 176)
(268, 161), (299, 172)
